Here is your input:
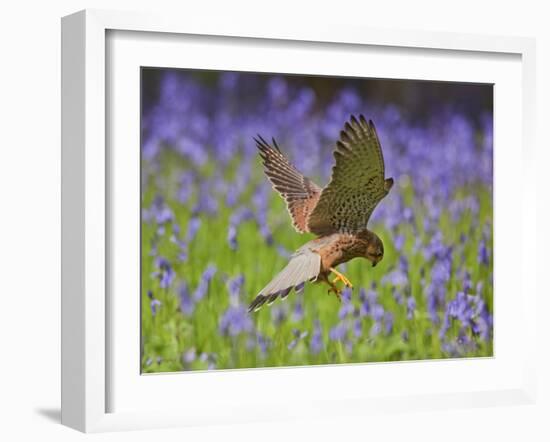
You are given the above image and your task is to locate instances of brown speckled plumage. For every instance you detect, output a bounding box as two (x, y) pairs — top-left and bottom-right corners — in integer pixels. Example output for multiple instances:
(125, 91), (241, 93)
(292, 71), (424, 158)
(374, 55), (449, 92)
(249, 115), (393, 312)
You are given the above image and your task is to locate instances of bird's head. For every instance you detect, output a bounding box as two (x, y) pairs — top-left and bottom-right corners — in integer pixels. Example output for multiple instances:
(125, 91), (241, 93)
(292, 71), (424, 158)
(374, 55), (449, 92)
(365, 233), (384, 267)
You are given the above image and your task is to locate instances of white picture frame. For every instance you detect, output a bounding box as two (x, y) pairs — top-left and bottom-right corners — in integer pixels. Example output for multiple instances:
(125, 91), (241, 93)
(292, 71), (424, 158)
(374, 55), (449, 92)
(61, 9), (537, 433)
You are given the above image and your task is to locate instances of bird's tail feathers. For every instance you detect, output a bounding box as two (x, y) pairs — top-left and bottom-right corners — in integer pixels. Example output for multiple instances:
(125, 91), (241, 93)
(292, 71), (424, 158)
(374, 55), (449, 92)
(247, 250), (320, 313)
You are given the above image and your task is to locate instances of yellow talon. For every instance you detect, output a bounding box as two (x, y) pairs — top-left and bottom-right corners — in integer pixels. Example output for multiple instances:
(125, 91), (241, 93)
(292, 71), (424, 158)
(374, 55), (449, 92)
(327, 285), (342, 302)
(330, 267), (353, 288)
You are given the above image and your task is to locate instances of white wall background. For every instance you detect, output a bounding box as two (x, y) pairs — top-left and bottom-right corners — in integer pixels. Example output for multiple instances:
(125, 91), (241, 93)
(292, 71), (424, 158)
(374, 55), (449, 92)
(0, 1), (547, 440)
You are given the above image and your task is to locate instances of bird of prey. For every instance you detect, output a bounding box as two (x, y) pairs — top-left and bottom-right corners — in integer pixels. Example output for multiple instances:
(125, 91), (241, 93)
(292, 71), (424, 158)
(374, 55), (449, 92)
(248, 114), (394, 312)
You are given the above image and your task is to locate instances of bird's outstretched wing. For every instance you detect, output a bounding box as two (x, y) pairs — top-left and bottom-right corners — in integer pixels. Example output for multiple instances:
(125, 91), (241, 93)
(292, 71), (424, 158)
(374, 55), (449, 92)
(247, 247), (321, 312)
(255, 136), (322, 233)
(307, 115), (393, 235)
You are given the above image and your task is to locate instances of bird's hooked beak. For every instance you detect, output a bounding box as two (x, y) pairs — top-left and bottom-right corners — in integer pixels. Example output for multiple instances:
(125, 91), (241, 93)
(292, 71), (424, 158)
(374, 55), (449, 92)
(372, 261), (377, 268)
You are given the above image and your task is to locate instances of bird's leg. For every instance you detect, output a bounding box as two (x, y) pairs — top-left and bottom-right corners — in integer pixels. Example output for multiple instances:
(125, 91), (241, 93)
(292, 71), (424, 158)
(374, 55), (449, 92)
(327, 281), (342, 302)
(318, 273), (342, 302)
(330, 267), (353, 288)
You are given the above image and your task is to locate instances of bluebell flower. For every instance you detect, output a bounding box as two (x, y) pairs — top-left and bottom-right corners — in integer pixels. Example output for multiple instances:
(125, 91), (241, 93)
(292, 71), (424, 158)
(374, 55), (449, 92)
(227, 274), (245, 305)
(394, 234), (405, 252)
(183, 348), (196, 364)
(382, 266), (408, 287)
(193, 182), (218, 216)
(359, 288), (374, 317)
(329, 323), (348, 342)
(186, 217), (201, 242)
(370, 321), (382, 337)
(371, 304), (385, 322)
(193, 264), (217, 301)
(288, 329), (308, 350)
(353, 319), (363, 338)
(147, 290), (161, 316)
(384, 312), (394, 335)
(392, 287), (404, 305)
(268, 77), (288, 105)
(406, 296), (416, 320)
(219, 306), (254, 337)
(227, 224), (238, 250)
(177, 171), (195, 204)
(276, 244), (292, 258)
(149, 195), (174, 226)
(170, 234), (188, 263)
(292, 302), (304, 322)
(478, 239), (489, 266)
(227, 207), (254, 250)
(310, 321), (323, 354)
(257, 334), (269, 355)
(271, 305), (287, 326)
(152, 256), (175, 289)
(178, 281), (194, 315)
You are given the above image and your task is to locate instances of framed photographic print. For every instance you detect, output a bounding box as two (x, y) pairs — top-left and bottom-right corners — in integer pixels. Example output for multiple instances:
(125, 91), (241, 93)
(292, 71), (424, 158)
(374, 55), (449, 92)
(61, 9), (537, 432)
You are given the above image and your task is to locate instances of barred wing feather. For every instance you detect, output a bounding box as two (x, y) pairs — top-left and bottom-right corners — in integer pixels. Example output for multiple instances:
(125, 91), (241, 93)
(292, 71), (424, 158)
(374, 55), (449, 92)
(255, 135), (322, 233)
(307, 115), (393, 235)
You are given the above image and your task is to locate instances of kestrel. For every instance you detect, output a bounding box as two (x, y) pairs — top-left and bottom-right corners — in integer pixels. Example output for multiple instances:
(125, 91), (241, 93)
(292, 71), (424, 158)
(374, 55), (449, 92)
(248, 115), (394, 312)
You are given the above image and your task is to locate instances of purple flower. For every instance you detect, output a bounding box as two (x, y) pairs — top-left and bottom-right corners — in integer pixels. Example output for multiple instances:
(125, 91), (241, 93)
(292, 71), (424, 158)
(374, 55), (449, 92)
(186, 217), (201, 242)
(268, 77), (288, 104)
(406, 296), (416, 320)
(382, 267), (408, 287)
(227, 207), (254, 250)
(288, 329), (308, 350)
(170, 234), (188, 263)
(478, 240), (489, 266)
(183, 348), (196, 364)
(152, 256), (175, 289)
(227, 224), (238, 250)
(193, 183), (218, 216)
(394, 234), (405, 251)
(276, 244), (292, 258)
(292, 302), (304, 321)
(147, 290), (161, 316)
(194, 264), (217, 301)
(329, 323), (348, 341)
(219, 306), (254, 336)
(392, 287), (404, 305)
(146, 195), (174, 226)
(371, 304), (385, 322)
(177, 171), (194, 203)
(384, 312), (394, 335)
(258, 222), (273, 245)
(271, 305), (287, 326)
(257, 334), (269, 354)
(439, 291), (484, 340)
(370, 321), (382, 337)
(178, 281), (195, 315)
(353, 319), (363, 338)
(462, 271), (473, 293)
(338, 288), (354, 319)
(227, 274), (245, 305)
(359, 288), (370, 317)
(310, 321), (323, 354)
(426, 284), (440, 325)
